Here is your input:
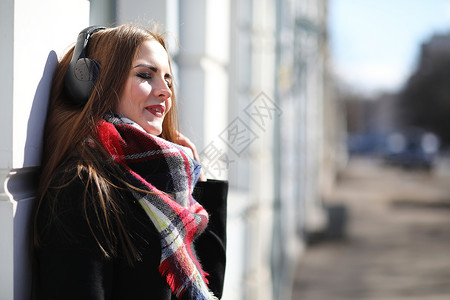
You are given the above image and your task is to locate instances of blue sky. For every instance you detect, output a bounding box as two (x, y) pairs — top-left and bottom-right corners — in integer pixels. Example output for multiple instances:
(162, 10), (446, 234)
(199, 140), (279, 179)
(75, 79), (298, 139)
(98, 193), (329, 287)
(328, 0), (450, 95)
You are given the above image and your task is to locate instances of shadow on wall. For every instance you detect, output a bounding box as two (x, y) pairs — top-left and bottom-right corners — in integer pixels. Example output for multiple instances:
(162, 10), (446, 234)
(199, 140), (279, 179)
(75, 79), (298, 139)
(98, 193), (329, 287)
(23, 50), (58, 168)
(6, 50), (58, 300)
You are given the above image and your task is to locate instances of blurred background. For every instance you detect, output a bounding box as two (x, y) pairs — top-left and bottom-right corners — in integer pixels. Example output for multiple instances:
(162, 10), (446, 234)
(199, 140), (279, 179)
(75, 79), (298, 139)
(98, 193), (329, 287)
(2, 0), (450, 299)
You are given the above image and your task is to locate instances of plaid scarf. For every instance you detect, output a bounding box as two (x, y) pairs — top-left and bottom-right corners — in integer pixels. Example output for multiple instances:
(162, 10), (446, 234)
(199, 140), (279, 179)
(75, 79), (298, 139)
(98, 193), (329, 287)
(96, 114), (217, 299)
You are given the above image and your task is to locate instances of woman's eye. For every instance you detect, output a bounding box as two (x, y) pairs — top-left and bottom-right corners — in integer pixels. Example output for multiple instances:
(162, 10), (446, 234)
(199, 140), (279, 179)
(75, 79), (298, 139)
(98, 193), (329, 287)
(137, 73), (151, 79)
(137, 72), (172, 88)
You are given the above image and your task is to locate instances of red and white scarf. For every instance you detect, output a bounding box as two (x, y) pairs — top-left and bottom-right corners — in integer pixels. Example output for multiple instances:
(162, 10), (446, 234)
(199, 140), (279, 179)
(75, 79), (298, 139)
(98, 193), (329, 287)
(96, 114), (217, 299)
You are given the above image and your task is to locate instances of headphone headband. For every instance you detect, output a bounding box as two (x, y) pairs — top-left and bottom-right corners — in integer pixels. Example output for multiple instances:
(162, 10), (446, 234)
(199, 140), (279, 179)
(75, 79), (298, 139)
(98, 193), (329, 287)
(64, 25), (106, 106)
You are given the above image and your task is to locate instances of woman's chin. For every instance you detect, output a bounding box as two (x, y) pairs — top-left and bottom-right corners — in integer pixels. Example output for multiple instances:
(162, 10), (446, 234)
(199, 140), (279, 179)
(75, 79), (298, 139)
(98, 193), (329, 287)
(143, 124), (162, 136)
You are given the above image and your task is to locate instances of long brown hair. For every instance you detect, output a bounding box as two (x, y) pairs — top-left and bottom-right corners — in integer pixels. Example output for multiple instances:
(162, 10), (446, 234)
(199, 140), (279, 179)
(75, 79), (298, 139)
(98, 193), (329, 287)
(33, 24), (179, 263)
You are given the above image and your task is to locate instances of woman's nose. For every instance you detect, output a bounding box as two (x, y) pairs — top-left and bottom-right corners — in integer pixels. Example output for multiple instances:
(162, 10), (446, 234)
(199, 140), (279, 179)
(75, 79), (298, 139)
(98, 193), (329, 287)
(155, 80), (172, 99)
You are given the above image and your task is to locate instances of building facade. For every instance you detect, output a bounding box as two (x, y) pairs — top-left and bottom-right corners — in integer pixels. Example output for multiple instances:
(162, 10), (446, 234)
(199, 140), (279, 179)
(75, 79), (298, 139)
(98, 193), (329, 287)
(0, 0), (340, 299)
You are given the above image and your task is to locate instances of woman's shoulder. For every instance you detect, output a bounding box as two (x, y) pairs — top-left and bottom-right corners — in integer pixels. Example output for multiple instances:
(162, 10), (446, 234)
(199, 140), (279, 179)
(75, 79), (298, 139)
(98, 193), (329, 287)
(37, 159), (157, 250)
(193, 179), (228, 209)
(47, 158), (87, 189)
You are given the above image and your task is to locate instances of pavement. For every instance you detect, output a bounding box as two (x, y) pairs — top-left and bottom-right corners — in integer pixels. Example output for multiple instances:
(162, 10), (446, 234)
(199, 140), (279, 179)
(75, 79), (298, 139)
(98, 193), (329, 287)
(291, 157), (450, 300)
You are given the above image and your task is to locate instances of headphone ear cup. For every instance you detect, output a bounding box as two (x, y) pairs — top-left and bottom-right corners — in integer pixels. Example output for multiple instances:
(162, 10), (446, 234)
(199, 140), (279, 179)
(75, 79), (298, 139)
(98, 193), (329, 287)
(74, 58), (100, 82)
(64, 58), (101, 106)
(64, 26), (105, 106)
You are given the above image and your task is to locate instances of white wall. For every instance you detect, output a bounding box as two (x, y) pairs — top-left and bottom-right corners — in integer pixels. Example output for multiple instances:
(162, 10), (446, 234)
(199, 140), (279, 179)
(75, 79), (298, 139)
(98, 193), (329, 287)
(0, 1), (90, 298)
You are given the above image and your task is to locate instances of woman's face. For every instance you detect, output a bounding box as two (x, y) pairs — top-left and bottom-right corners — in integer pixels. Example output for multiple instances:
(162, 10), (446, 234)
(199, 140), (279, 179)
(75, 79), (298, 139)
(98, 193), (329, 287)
(117, 39), (173, 136)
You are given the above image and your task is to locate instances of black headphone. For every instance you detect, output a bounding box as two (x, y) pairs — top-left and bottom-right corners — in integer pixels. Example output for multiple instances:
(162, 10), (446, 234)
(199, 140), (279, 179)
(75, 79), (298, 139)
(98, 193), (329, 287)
(64, 25), (106, 106)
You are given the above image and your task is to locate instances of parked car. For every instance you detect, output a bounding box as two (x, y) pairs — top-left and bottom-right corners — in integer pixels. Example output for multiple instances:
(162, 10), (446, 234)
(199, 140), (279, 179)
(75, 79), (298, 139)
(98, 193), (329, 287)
(347, 133), (382, 155)
(382, 129), (440, 170)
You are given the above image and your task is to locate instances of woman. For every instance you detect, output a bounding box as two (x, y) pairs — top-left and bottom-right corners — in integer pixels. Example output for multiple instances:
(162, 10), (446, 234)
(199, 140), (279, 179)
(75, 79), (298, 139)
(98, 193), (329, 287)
(33, 24), (227, 300)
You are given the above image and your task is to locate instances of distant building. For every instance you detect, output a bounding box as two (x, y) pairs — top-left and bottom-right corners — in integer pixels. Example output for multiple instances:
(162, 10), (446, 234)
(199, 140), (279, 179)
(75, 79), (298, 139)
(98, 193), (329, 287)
(418, 32), (450, 74)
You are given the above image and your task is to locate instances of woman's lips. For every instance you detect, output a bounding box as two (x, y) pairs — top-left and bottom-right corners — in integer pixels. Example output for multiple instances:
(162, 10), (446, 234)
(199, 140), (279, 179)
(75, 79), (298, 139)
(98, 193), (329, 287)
(146, 105), (165, 117)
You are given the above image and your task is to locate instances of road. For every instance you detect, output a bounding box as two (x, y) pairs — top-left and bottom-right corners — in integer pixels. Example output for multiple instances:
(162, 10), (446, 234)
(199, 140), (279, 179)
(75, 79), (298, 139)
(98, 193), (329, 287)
(292, 157), (450, 300)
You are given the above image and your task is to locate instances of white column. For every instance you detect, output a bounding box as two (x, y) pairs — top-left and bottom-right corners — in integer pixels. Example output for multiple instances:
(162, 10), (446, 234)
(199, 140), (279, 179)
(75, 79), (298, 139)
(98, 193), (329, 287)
(177, 0), (230, 160)
(90, 0), (116, 26)
(223, 1), (253, 297)
(0, 1), (90, 298)
(115, 0), (180, 60)
(245, 1), (277, 299)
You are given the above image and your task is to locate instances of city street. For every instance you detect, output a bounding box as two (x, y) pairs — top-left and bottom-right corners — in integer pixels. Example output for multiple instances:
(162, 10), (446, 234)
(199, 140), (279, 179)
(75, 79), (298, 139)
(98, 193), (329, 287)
(292, 157), (450, 300)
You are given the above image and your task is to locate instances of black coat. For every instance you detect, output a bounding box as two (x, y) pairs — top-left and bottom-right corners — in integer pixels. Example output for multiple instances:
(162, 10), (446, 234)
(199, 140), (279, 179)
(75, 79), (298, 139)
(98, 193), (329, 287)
(35, 166), (228, 300)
